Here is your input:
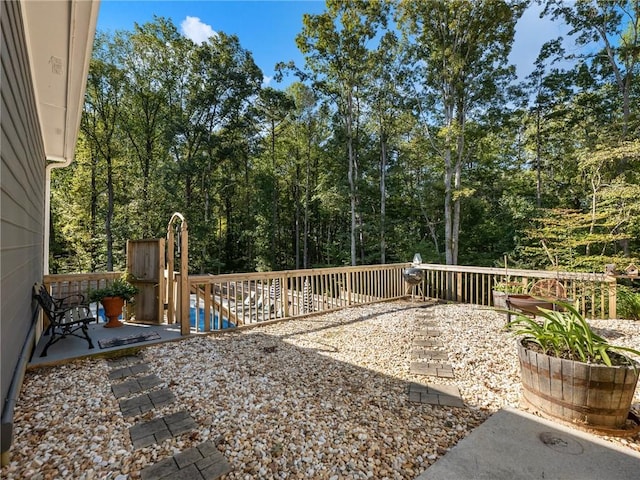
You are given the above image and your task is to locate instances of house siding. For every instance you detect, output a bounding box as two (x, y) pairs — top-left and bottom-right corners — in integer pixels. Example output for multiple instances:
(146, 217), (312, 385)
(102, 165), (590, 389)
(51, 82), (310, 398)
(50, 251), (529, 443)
(1, 0), (46, 454)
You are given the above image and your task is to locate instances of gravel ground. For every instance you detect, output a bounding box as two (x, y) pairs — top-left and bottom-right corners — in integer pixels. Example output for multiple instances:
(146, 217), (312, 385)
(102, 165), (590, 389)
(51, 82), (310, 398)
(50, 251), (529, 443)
(2, 301), (639, 480)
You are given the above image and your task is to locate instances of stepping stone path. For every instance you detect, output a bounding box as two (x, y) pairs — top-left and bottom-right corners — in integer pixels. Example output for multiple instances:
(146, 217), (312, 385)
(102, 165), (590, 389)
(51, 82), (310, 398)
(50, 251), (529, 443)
(106, 354), (232, 479)
(408, 310), (464, 407)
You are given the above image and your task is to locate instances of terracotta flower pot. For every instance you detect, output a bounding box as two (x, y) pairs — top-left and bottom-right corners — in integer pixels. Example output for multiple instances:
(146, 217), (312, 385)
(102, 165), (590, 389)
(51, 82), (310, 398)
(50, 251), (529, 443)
(101, 296), (125, 328)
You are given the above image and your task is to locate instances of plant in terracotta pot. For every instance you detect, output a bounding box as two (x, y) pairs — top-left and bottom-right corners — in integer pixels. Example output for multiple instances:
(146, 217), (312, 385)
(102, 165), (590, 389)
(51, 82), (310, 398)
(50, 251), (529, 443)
(89, 276), (138, 328)
(508, 301), (640, 432)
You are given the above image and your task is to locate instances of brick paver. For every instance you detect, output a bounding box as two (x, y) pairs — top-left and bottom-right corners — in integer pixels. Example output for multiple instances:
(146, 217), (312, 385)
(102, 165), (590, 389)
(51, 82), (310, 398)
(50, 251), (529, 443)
(106, 357), (224, 476)
(412, 338), (444, 348)
(112, 374), (164, 398)
(119, 387), (176, 417)
(409, 310), (464, 411)
(107, 355), (144, 368)
(140, 440), (232, 480)
(109, 363), (150, 380)
(408, 382), (464, 407)
(415, 320), (438, 327)
(130, 410), (198, 448)
(414, 328), (443, 337)
(411, 349), (449, 360)
(410, 361), (455, 378)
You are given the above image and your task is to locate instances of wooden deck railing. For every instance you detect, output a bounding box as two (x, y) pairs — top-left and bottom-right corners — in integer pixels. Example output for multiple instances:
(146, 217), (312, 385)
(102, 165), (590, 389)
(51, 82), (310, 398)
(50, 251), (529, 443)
(43, 263), (619, 339)
(44, 272), (123, 300)
(187, 264), (408, 332)
(411, 264), (617, 319)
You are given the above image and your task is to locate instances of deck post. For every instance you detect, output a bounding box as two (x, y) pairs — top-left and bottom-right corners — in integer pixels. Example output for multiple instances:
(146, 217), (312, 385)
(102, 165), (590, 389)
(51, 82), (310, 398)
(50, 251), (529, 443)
(167, 213), (190, 335)
(281, 275), (289, 318)
(167, 224), (175, 323)
(608, 278), (617, 320)
(179, 220), (190, 335)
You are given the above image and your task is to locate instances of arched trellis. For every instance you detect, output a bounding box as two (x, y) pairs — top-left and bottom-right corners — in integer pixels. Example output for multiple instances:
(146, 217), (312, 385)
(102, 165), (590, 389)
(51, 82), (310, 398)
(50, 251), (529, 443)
(166, 213), (190, 335)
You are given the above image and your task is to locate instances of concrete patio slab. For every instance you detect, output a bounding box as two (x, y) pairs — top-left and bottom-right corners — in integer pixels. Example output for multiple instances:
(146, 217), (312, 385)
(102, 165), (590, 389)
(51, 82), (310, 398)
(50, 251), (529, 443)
(29, 321), (183, 367)
(415, 407), (640, 480)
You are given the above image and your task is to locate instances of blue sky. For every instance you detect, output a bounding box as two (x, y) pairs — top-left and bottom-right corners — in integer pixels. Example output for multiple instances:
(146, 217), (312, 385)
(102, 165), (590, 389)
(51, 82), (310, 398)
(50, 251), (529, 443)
(97, 1), (327, 86)
(97, 1), (568, 87)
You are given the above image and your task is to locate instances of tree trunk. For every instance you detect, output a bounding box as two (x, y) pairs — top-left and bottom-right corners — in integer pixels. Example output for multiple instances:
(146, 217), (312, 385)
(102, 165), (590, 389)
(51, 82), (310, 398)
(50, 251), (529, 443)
(452, 108), (465, 265)
(444, 146), (454, 265)
(106, 153), (114, 271)
(303, 134), (311, 269)
(347, 91), (357, 266)
(295, 162), (301, 270)
(535, 105), (542, 207)
(90, 146), (98, 272)
(271, 118), (278, 267)
(380, 133), (387, 264)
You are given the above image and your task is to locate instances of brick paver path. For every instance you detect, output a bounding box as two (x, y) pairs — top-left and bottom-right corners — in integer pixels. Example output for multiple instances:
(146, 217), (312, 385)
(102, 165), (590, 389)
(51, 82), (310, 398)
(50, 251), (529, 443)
(106, 355), (232, 478)
(409, 309), (464, 407)
(408, 382), (464, 407)
(109, 363), (150, 380)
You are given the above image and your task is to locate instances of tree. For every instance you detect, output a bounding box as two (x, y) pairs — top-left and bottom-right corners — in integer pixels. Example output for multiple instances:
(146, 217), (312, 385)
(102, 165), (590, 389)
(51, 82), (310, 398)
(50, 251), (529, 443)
(519, 39), (572, 207)
(365, 31), (409, 263)
(297, 0), (389, 265)
(542, 0), (640, 138)
(255, 87), (295, 268)
(116, 17), (182, 237)
(396, 0), (526, 265)
(287, 83), (326, 268)
(50, 4), (640, 276)
(168, 32), (263, 272)
(81, 32), (126, 270)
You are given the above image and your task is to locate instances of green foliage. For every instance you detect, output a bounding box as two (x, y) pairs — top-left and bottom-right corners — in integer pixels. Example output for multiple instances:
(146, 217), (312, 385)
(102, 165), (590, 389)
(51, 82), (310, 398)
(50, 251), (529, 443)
(618, 285), (640, 320)
(88, 276), (139, 303)
(519, 207), (640, 272)
(508, 302), (640, 366)
(50, 7), (640, 275)
(493, 281), (529, 294)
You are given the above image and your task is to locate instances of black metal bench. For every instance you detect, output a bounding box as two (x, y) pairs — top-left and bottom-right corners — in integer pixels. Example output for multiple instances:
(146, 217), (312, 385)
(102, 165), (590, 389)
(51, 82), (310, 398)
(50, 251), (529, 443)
(33, 282), (95, 357)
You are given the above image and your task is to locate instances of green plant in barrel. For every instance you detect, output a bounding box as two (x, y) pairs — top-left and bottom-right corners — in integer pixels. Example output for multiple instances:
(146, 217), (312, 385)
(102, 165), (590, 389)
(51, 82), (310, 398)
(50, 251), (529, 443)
(508, 301), (640, 430)
(508, 301), (640, 366)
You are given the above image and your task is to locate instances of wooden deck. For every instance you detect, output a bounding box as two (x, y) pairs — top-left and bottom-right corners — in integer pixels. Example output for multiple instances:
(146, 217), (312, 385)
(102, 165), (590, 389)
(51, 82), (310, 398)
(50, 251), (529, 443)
(36, 262), (621, 370)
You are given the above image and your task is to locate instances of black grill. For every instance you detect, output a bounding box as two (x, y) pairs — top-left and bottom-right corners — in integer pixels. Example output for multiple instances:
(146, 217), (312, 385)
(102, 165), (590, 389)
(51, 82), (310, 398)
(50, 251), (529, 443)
(403, 268), (423, 286)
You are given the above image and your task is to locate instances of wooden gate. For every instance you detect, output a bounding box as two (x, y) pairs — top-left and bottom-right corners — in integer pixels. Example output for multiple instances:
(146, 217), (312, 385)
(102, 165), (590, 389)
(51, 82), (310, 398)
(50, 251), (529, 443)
(127, 239), (165, 323)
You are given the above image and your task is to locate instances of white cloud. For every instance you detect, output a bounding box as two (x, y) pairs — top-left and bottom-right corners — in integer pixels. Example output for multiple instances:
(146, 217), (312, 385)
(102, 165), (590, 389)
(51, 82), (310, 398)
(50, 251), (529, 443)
(262, 75), (273, 87)
(180, 16), (217, 45)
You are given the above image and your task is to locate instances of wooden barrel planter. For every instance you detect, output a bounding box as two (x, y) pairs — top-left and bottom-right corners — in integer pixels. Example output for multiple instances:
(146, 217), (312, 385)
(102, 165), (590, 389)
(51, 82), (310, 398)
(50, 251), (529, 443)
(517, 340), (639, 430)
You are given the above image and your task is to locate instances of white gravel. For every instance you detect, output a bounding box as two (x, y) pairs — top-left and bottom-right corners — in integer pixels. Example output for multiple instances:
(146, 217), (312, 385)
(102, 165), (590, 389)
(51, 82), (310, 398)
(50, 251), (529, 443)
(2, 301), (639, 479)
